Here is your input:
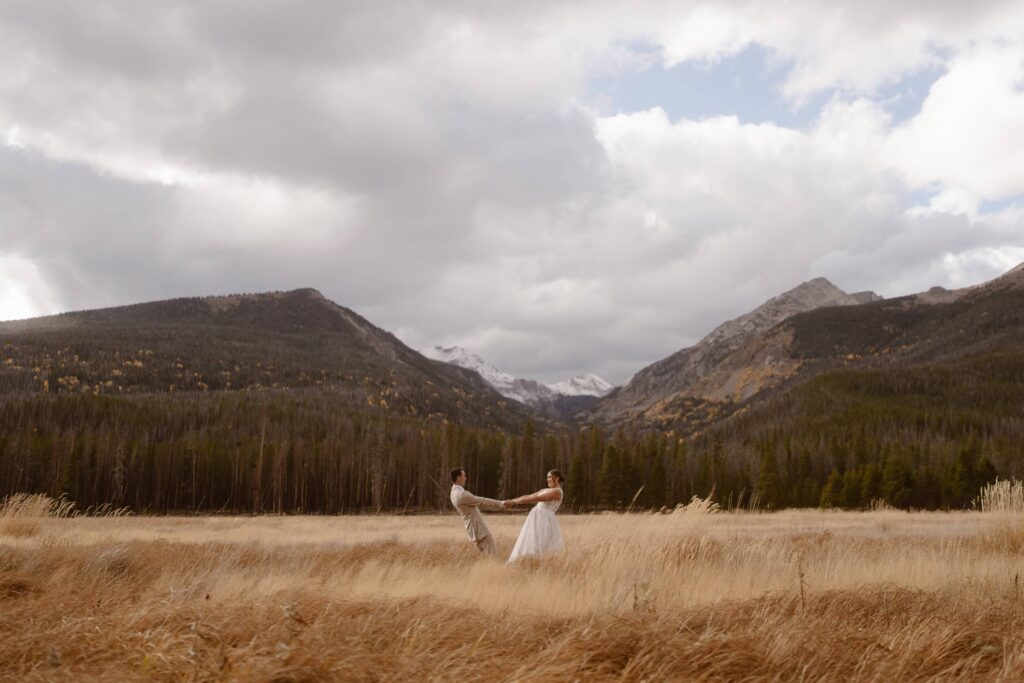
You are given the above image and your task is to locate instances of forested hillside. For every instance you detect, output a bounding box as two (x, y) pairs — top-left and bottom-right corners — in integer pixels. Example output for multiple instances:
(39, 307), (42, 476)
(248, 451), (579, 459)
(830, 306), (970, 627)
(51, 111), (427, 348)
(2, 279), (1023, 512)
(679, 347), (1024, 509)
(592, 265), (1024, 435)
(5, 345), (1020, 513)
(0, 289), (536, 431)
(788, 277), (1024, 364)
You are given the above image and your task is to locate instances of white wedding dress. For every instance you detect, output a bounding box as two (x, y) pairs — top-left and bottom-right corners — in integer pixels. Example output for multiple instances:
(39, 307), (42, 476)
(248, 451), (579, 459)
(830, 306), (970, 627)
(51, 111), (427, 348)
(508, 488), (564, 562)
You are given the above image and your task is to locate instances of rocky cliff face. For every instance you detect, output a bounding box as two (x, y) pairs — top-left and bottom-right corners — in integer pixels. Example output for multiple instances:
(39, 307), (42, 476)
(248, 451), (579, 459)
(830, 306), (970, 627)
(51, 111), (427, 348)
(592, 278), (882, 422)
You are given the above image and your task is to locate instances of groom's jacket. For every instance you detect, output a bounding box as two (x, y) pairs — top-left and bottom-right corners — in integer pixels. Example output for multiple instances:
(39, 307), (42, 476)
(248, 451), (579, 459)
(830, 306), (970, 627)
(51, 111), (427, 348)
(450, 485), (504, 542)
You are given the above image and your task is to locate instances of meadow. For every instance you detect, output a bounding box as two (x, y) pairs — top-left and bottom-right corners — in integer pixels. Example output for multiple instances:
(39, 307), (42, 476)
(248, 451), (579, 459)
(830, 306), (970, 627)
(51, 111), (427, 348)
(4, 495), (1024, 681)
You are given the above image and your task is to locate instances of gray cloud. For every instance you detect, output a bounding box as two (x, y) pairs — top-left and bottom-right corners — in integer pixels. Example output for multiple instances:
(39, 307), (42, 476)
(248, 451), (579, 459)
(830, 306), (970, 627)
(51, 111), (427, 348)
(0, 147), (181, 308)
(1, 1), (1023, 385)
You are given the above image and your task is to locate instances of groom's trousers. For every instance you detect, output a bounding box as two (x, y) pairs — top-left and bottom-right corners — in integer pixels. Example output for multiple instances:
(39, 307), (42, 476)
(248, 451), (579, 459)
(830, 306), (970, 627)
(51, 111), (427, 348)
(475, 534), (497, 555)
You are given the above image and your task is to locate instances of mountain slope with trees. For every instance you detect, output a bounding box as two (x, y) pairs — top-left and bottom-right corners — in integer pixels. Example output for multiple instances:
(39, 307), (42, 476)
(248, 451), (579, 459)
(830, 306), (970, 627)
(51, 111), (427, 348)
(591, 277), (881, 427)
(0, 288), (536, 431)
(590, 264), (1024, 434)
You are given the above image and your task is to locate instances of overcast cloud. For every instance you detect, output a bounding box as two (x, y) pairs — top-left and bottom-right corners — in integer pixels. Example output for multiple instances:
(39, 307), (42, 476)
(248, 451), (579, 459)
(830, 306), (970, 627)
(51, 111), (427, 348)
(1, 1), (1023, 384)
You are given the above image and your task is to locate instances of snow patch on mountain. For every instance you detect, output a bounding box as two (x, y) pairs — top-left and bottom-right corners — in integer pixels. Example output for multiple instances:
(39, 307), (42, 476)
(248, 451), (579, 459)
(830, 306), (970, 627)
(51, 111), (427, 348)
(547, 374), (613, 397)
(424, 345), (515, 388)
(424, 345), (613, 404)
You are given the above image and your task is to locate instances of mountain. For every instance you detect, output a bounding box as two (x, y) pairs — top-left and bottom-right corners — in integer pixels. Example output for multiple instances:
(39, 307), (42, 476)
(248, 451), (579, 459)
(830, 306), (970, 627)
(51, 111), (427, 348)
(548, 374), (614, 397)
(683, 262), (1024, 508)
(781, 261), (1024, 367)
(592, 277), (882, 426)
(591, 263), (1024, 433)
(424, 345), (613, 421)
(423, 346), (559, 406)
(0, 289), (535, 430)
(423, 345), (614, 416)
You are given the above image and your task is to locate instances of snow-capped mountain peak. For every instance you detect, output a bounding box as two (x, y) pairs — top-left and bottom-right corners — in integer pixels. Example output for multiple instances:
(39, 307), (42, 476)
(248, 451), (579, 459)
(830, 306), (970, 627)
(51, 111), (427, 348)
(547, 374), (613, 397)
(424, 345), (515, 387)
(423, 346), (614, 406)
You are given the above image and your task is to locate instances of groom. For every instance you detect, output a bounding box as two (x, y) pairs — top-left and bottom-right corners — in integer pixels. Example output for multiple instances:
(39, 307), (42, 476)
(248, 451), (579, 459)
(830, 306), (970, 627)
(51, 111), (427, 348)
(449, 467), (505, 555)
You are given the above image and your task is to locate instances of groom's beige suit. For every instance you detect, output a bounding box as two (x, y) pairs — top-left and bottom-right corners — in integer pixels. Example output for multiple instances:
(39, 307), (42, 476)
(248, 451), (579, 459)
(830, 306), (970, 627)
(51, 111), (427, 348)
(450, 484), (504, 555)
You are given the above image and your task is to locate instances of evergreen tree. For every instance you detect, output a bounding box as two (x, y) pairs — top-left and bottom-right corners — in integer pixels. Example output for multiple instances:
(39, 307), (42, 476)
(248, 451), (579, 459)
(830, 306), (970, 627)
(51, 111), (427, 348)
(755, 441), (779, 509)
(647, 444), (667, 508)
(882, 456), (914, 508)
(620, 449), (641, 507)
(670, 437), (689, 504)
(820, 470), (843, 508)
(598, 443), (624, 507)
(840, 469), (862, 508)
(794, 447), (819, 507)
(860, 463), (882, 504)
(566, 453), (586, 509)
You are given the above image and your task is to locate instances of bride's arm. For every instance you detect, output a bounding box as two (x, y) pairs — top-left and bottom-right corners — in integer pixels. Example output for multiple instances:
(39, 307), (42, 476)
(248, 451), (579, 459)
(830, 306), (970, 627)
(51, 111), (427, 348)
(510, 488), (562, 505)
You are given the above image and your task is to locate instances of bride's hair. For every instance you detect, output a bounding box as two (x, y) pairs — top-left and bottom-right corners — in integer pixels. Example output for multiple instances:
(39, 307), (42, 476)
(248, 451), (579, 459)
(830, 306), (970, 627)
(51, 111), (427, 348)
(548, 469), (565, 485)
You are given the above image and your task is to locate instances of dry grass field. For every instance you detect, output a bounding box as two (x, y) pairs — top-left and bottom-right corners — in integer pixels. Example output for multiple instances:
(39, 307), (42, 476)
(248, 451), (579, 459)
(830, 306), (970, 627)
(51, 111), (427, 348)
(4, 495), (1024, 681)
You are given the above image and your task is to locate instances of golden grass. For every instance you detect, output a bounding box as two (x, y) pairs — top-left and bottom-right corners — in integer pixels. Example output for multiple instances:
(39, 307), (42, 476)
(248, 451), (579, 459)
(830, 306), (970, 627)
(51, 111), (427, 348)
(0, 493), (128, 539)
(4, 503), (1024, 680)
(0, 493), (73, 538)
(977, 478), (1024, 513)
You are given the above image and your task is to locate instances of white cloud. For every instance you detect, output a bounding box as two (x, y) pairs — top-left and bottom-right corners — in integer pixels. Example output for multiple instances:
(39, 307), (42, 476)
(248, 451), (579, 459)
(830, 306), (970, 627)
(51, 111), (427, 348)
(885, 43), (1024, 202)
(596, 1), (1024, 101)
(653, 5), (760, 67)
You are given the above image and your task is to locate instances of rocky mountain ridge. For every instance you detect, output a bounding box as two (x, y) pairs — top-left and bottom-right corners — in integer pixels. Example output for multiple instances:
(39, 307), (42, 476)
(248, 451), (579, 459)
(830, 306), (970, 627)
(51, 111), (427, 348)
(590, 263), (1024, 431)
(592, 277), (883, 423)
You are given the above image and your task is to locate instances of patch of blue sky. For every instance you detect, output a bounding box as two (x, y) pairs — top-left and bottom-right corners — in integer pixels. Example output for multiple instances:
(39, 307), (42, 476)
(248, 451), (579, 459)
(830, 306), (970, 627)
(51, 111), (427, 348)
(589, 43), (828, 128)
(903, 187), (940, 209)
(590, 42), (947, 130)
(875, 64), (946, 124)
(979, 195), (1024, 214)
(898, 191), (1022, 215)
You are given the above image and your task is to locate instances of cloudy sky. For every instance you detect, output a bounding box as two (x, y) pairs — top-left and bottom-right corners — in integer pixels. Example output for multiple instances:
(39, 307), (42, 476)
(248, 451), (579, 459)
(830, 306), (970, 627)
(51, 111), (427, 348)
(2, 1), (1023, 384)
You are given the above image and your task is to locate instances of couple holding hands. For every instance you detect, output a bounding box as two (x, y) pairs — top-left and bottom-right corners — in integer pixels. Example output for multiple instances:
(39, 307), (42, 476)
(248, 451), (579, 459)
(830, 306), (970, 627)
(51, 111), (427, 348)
(449, 467), (564, 562)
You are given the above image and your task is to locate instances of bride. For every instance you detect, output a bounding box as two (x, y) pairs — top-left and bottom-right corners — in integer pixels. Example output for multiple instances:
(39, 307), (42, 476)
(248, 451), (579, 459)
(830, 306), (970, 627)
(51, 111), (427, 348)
(505, 469), (565, 562)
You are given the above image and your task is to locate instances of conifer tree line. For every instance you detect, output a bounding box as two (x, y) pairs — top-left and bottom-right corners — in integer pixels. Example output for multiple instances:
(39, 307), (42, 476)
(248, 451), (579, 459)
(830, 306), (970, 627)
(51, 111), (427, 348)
(1, 345), (1022, 513)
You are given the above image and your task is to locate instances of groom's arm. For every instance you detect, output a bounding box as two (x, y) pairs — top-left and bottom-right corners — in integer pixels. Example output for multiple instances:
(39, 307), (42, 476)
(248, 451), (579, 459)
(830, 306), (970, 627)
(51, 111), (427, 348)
(457, 490), (505, 511)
